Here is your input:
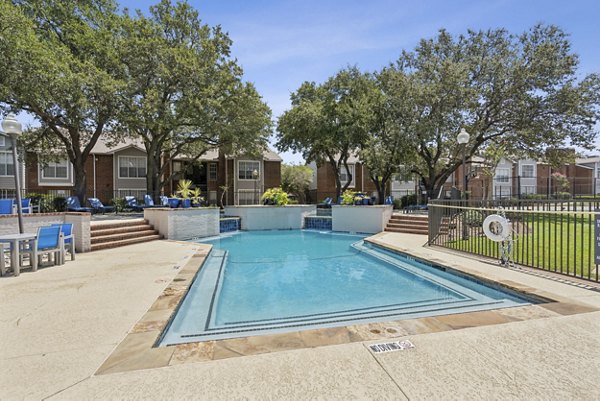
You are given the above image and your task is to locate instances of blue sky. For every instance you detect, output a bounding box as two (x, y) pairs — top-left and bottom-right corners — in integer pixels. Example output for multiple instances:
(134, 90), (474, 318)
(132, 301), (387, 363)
(22, 0), (600, 163)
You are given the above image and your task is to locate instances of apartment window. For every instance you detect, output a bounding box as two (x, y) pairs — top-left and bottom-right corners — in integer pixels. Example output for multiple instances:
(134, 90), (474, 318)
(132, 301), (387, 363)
(0, 152), (14, 176)
(521, 185), (536, 195)
(209, 163), (217, 181)
(238, 161), (260, 180)
(0, 136), (5, 147)
(41, 160), (69, 179)
(596, 166), (600, 179)
(340, 164), (355, 187)
(494, 168), (510, 183)
(521, 164), (535, 178)
(119, 156), (146, 178)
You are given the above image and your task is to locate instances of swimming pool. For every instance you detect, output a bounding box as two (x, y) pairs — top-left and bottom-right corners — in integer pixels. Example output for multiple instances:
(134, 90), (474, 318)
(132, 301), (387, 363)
(160, 230), (533, 345)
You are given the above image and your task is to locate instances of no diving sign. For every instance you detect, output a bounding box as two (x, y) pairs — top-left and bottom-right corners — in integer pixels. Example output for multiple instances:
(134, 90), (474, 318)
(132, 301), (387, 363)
(369, 340), (415, 353)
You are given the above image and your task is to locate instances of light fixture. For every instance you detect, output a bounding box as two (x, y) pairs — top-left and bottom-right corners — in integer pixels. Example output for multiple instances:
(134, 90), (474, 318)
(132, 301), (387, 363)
(457, 128), (470, 145)
(1, 113), (24, 234)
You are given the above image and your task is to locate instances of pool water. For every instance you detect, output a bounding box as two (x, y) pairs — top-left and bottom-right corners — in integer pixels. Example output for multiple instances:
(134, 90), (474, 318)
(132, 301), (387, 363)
(160, 231), (532, 345)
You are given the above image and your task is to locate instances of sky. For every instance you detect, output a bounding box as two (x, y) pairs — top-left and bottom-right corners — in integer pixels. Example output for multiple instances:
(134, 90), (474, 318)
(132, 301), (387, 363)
(18, 0), (600, 163)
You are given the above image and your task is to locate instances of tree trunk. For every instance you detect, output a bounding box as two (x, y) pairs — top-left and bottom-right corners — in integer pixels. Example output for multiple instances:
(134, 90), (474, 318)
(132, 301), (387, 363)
(145, 142), (163, 203)
(73, 159), (87, 204)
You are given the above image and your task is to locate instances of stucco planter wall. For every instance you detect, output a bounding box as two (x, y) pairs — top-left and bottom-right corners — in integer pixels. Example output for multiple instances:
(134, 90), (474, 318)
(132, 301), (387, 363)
(224, 205), (316, 230)
(0, 212), (91, 252)
(144, 207), (220, 240)
(332, 205), (393, 234)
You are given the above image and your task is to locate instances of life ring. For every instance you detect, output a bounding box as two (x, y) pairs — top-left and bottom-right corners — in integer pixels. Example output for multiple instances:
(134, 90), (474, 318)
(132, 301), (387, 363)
(482, 214), (511, 242)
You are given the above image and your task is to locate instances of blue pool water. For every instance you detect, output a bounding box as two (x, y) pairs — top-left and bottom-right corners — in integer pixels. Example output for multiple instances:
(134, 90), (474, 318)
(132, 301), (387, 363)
(160, 231), (533, 345)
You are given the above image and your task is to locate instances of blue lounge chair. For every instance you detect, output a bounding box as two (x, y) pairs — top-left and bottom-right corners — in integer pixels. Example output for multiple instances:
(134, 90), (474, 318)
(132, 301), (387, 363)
(124, 196), (144, 212)
(0, 199), (14, 215)
(87, 197), (115, 214)
(318, 197), (332, 208)
(143, 194), (168, 208)
(51, 223), (75, 262)
(66, 196), (93, 213)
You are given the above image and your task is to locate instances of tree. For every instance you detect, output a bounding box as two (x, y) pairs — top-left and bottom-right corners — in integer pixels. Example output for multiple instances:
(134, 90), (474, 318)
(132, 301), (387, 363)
(119, 0), (271, 201)
(277, 67), (377, 200)
(0, 0), (125, 202)
(359, 67), (417, 203)
(281, 164), (313, 203)
(387, 25), (600, 198)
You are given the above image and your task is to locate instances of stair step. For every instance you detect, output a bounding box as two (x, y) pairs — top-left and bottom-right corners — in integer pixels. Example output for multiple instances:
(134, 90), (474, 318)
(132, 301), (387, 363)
(91, 229), (159, 244)
(385, 227), (428, 234)
(91, 224), (154, 237)
(390, 216), (429, 222)
(90, 219), (148, 231)
(90, 235), (162, 251)
(387, 221), (428, 227)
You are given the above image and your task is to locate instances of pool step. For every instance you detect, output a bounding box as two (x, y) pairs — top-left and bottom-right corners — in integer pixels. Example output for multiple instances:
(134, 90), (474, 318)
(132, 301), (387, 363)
(385, 214), (428, 235)
(90, 219), (163, 251)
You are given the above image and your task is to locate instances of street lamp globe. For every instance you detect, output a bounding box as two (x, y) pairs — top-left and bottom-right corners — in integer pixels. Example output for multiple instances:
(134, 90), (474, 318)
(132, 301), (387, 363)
(457, 128), (469, 145)
(1, 113), (22, 137)
(252, 169), (258, 179)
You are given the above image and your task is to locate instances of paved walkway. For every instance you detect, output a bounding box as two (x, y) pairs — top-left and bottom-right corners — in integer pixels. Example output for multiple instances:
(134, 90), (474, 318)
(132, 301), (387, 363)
(2, 235), (600, 400)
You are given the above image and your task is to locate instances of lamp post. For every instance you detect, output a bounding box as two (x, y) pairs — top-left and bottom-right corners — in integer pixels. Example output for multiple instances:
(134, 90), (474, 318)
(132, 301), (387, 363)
(457, 128), (470, 240)
(252, 169), (259, 204)
(2, 114), (24, 234)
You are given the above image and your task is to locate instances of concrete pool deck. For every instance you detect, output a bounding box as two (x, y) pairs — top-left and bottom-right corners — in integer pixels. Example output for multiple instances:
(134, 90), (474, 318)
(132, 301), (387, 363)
(2, 234), (600, 400)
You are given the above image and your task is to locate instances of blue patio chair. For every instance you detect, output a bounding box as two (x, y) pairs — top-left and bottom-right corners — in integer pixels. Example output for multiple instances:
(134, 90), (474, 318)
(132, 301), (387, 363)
(51, 223), (75, 262)
(21, 198), (33, 214)
(124, 196), (144, 212)
(87, 197), (115, 214)
(66, 196), (93, 213)
(26, 225), (63, 267)
(384, 196), (394, 205)
(0, 199), (14, 215)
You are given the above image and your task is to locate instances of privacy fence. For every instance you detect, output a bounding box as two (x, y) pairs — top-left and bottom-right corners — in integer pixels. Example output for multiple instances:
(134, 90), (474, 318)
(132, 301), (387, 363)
(428, 199), (600, 282)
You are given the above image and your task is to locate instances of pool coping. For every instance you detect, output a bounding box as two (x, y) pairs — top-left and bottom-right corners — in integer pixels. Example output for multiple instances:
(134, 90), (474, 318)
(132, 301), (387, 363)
(94, 234), (600, 375)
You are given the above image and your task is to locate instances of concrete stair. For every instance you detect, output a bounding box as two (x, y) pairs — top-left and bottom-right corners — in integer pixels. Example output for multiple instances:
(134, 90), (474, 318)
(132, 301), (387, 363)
(385, 214), (429, 235)
(90, 218), (162, 251)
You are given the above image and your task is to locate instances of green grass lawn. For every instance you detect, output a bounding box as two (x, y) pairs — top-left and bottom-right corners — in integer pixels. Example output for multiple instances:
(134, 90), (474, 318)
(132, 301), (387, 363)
(443, 214), (598, 280)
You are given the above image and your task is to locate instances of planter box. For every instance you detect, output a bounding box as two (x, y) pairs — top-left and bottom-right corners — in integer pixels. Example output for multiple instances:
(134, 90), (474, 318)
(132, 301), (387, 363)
(144, 207), (220, 240)
(224, 205), (316, 230)
(332, 205), (393, 234)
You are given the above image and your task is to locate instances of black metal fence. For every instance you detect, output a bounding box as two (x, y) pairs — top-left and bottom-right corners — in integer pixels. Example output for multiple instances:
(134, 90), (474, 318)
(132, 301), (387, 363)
(428, 199), (600, 282)
(449, 175), (600, 200)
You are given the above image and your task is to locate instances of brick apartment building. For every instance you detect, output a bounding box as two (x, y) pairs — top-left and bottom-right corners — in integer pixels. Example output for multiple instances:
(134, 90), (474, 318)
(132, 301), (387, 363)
(1, 134), (282, 206)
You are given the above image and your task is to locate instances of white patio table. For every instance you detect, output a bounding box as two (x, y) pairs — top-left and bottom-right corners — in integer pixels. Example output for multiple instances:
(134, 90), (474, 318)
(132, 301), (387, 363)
(0, 233), (38, 277)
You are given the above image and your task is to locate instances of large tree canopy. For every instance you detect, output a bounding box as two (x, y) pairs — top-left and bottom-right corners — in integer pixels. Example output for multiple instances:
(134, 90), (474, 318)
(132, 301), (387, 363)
(0, 0), (125, 202)
(388, 25), (600, 197)
(119, 0), (272, 200)
(277, 67), (377, 199)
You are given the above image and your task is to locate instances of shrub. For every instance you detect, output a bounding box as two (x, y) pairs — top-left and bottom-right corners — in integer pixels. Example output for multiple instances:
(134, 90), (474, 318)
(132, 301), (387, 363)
(400, 194), (426, 208)
(25, 192), (56, 212)
(340, 190), (357, 205)
(53, 196), (66, 212)
(261, 187), (289, 206)
(554, 192), (572, 200)
(112, 198), (127, 213)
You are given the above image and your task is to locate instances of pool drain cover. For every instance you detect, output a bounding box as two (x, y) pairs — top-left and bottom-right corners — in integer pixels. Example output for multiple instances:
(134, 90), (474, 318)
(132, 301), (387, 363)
(369, 340), (415, 353)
